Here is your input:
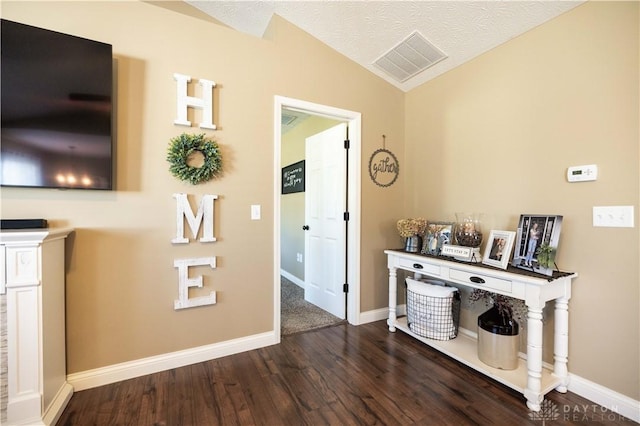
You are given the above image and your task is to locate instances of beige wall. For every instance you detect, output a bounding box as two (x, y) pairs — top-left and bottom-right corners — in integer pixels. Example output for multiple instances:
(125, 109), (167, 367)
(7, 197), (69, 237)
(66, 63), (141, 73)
(405, 2), (639, 400)
(0, 2), (405, 373)
(280, 116), (341, 280)
(2, 0), (637, 404)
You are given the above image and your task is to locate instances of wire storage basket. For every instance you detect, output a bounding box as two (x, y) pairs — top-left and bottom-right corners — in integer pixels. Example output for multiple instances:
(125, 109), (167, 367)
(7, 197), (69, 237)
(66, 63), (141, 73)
(405, 277), (460, 341)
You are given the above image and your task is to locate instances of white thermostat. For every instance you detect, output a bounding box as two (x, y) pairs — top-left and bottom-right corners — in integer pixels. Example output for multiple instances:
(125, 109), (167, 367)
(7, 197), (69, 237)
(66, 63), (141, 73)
(567, 164), (597, 182)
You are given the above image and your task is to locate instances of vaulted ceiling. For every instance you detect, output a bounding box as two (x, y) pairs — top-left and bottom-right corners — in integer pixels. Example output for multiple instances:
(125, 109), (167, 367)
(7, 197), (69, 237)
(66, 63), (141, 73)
(186, 1), (585, 92)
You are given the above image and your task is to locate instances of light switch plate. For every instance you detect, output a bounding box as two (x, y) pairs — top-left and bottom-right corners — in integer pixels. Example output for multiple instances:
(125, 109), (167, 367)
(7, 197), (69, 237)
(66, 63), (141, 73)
(593, 206), (634, 227)
(251, 204), (261, 220)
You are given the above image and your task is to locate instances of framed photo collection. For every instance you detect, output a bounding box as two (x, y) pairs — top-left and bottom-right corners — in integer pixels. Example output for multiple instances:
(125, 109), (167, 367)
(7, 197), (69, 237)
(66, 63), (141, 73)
(401, 214), (563, 277)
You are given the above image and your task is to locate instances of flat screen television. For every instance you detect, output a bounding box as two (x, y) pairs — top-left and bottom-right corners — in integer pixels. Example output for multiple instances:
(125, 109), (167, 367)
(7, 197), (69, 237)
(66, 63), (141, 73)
(1, 19), (114, 190)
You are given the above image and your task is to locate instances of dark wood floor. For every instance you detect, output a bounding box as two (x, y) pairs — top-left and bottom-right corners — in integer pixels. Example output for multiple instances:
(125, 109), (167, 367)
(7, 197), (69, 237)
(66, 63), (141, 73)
(57, 320), (634, 426)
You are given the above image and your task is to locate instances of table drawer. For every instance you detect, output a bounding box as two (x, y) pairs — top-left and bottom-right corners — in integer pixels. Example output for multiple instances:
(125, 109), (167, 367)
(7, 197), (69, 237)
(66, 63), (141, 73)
(397, 257), (442, 276)
(449, 268), (512, 294)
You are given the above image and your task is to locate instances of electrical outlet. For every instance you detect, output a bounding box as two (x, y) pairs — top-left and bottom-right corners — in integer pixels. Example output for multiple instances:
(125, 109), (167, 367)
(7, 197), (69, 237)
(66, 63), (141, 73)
(593, 206), (634, 228)
(296, 253), (303, 263)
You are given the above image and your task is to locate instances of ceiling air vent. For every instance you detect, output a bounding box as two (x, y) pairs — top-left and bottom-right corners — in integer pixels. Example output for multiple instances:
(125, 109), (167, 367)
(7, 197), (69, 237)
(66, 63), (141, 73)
(374, 31), (447, 83)
(282, 113), (298, 126)
(281, 109), (310, 134)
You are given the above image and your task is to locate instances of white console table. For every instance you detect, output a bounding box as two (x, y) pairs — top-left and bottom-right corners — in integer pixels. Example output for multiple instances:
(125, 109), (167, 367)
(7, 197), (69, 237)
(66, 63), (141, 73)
(1, 228), (74, 425)
(385, 249), (577, 411)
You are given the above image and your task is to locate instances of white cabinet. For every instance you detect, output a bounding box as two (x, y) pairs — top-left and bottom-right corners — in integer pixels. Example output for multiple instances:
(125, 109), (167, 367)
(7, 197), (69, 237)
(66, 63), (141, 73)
(1, 228), (73, 425)
(385, 249), (577, 411)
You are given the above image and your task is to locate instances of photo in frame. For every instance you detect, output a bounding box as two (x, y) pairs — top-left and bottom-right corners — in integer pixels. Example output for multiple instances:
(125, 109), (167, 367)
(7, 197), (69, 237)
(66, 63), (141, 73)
(421, 221), (454, 256)
(512, 215), (563, 276)
(482, 230), (516, 270)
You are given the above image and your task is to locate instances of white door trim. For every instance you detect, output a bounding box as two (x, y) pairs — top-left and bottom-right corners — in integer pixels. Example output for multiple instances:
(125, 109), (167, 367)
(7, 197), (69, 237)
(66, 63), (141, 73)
(273, 95), (362, 342)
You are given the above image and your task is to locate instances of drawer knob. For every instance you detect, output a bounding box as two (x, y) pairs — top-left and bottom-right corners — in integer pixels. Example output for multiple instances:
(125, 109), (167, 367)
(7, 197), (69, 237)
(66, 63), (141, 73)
(413, 263), (423, 269)
(470, 276), (485, 284)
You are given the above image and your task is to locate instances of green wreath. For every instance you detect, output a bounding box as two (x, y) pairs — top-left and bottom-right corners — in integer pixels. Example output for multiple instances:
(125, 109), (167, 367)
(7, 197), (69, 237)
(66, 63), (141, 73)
(167, 133), (222, 185)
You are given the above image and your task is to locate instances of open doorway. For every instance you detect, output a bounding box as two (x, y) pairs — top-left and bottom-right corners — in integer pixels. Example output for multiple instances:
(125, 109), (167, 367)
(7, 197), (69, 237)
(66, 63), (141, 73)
(273, 96), (361, 341)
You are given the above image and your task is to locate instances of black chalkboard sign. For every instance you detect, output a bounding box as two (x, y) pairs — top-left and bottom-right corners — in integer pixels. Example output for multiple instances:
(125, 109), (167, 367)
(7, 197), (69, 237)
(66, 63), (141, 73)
(282, 160), (305, 194)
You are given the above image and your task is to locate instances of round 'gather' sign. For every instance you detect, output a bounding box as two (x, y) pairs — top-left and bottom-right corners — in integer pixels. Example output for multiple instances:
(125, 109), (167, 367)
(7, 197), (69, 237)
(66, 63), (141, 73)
(368, 148), (399, 187)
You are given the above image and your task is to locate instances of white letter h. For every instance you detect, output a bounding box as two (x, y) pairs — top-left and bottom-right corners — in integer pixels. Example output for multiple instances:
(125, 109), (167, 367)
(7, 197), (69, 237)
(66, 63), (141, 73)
(174, 73), (216, 129)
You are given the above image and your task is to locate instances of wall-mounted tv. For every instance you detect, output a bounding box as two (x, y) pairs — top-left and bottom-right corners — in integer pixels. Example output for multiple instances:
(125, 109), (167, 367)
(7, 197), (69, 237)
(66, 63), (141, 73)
(1, 19), (114, 190)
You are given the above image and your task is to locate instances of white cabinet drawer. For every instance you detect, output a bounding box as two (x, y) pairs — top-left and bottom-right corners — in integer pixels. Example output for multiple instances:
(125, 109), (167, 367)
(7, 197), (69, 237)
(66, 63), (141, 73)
(397, 257), (442, 276)
(5, 246), (40, 287)
(449, 268), (512, 294)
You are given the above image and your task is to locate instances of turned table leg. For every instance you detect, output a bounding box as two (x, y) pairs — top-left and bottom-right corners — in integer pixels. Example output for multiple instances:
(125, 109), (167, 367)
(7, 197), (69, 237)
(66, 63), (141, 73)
(387, 267), (397, 332)
(554, 296), (570, 392)
(525, 304), (544, 411)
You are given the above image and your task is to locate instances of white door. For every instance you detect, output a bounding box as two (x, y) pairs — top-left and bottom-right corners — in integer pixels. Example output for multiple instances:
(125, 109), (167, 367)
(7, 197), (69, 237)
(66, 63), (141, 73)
(304, 123), (347, 319)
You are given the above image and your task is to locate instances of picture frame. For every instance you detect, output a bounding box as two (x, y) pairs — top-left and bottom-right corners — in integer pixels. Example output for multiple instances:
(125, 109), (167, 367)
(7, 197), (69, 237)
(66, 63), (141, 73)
(512, 215), (563, 276)
(421, 221), (454, 256)
(281, 160), (305, 194)
(482, 230), (516, 270)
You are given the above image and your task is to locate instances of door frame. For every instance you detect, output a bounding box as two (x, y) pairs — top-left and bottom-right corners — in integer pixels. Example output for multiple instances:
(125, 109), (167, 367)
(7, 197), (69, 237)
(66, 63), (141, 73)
(273, 95), (361, 341)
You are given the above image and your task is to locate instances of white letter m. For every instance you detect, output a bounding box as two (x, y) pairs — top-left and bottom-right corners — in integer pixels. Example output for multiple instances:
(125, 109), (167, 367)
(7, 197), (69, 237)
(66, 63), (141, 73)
(172, 193), (217, 244)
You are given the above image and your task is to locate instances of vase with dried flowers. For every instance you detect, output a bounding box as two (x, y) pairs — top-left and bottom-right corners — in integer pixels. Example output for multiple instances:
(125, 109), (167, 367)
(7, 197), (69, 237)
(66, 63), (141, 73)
(396, 218), (427, 253)
(468, 288), (527, 326)
(468, 288), (527, 370)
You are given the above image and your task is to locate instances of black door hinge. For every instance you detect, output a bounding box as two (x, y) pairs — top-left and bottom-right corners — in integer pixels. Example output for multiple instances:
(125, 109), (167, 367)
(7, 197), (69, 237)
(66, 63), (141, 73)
(343, 283), (349, 293)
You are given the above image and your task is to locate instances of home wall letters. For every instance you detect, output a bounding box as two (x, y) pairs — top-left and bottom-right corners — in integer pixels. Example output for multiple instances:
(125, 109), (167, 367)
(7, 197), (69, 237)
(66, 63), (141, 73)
(172, 193), (218, 310)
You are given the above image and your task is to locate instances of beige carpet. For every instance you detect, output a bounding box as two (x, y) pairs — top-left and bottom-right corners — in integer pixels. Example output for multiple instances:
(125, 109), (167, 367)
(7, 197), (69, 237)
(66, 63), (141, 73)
(281, 277), (345, 335)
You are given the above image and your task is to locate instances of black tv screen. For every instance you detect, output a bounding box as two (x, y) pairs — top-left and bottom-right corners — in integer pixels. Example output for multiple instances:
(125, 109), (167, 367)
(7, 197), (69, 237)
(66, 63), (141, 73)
(1, 19), (113, 190)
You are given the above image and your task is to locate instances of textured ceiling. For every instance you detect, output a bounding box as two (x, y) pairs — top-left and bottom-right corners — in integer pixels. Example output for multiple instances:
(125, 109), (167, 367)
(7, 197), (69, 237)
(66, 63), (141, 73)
(186, 1), (585, 92)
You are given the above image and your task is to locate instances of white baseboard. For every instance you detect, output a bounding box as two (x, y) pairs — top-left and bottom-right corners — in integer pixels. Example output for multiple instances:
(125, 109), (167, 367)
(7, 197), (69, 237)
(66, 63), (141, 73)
(567, 373), (640, 423)
(356, 307), (387, 325)
(68, 307), (639, 425)
(280, 269), (304, 288)
(7, 382), (73, 426)
(42, 382), (74, 426)
(357, 304), (406, 325)
(67, 331), (277, 391)
(360, 305), (639, 423)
